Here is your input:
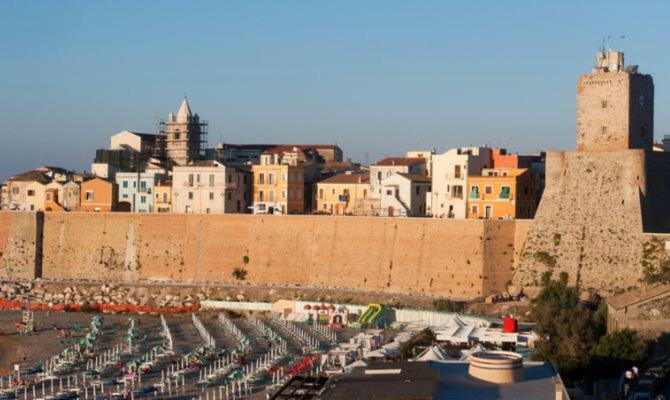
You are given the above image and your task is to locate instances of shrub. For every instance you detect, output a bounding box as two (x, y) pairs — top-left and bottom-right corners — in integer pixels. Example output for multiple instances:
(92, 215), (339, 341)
(591, 329), (645, 364)
(232, 267), (248, 281)
(432, 299), (464, 313)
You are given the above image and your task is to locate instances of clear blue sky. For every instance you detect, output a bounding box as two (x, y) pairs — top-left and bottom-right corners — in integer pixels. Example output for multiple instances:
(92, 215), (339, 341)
(1, 1), (669, 179)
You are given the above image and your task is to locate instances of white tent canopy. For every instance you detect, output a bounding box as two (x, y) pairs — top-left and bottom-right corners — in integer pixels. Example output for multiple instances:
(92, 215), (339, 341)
(413, 344), (449, 361)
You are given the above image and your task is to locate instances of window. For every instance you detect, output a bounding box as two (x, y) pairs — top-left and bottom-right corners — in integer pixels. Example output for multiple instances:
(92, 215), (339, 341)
(319, 189), (323, 199)
(259, 191), (264, 201)
(415, 186), (420, 195)
(27, 190), (35, 197)
(452, 185), (463, 199)
(282, 173), (287, 181)
(196, 174), (201, 184)
(227, 174), (232, 184)
(282, 190), (286, 199)
(133, 181), (136, 188)
(485, 186), (492, 195)
(227, 192), (232, 200)
(175, 132), (181, 140)
(206, 208), (210, 214)
(209, 192), (214, 200)
(123, 181), (128, 188)
(269, 173), (274, 185)
(86, 191), (94, 201)
(188, 192), (193, 200)
(269, 191), (274, 202)
(163, 193), (167, 202)
(500, 186), (511, 199)
(472, 205), (478, 214)
(123, 194), (128, 199)
(332, 188), (335, 195)
(209, 174), (215, 187)
(601, 125), (608, 135)
(454, 165), (462, 179)
(343, 189), (349, 196)
(12, 187), (19, 194)
(140, 181), (146, 189)
(469, 186), (479, 199)
(377, 171), (382, 181)
(363, 189), (368, 198)
(259, 173), (265, 184)
(601, 100), (608, 108)
(386, 189), (393, 196)
(140, 196), (146, 204)
(639, 95), (645, 107)
(188, 174), (194, 186)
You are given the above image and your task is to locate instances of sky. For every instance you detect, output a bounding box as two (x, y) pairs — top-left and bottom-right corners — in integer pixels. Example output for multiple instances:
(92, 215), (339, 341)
(1, 1), (670, 179)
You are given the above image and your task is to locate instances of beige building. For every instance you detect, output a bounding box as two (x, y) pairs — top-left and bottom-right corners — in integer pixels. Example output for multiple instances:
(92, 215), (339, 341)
(172, 161), (249, 214)
(154, 181), (172, 213)
(162, 97), (207, 167)
(577, 49), (654, 151)
(4, 167), (71, 211)
(380, 173), (431, 217)
(369, 157), (426, 199)
(61, 181), (81, 211)
(315, 172), (370, 215)
(406, 150), (435, 177)
(252, 153), (305, 214)
(429, 147), (492, 219)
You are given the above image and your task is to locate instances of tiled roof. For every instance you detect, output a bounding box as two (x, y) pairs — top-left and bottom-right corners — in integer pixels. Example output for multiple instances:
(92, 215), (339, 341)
(7, 170), (51, 184)
(607, 283), (670, 310)
(373, 157), (423, 167)
(319, 173), (370, 185)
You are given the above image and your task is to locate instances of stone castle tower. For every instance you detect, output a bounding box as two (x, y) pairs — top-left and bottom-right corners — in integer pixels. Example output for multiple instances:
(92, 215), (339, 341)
(161, 98), (208, 166)
(513, 50), (670, 296)
(577, 50), (654, 151)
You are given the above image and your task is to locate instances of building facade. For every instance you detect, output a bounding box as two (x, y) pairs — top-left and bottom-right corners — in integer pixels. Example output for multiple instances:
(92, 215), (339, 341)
(315, 172), (370, 215)
(61, 181), (81, 211)
(80, 178), (117, 212)
(172, 161), (248, 214)
(429, 147), (493, 219)
(252, 153), (305, 214)
(380, 173), (431, 217)
(576, 49), (654, 151)
(369, 157), (426, 199)
(115, 172), (163, 213)
(466, 168), (537, 220)
(154, 181), (172, 213)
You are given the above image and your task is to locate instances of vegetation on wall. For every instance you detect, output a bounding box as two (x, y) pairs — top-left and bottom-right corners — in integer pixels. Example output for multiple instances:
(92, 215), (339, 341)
(641, 238), (670, 284)
(432, 298), (465, 313)
(534, 251), (556, 269)
(232, 267), (247, 281)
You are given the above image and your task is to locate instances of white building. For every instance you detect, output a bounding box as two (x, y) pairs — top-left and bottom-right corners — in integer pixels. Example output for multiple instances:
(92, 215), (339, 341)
(380, 173), (431, 217)
(429, 147), (492, 219)
(172, 160), (249, 214)
(115, 172), (165, 212)
(369, 157), (426, 199)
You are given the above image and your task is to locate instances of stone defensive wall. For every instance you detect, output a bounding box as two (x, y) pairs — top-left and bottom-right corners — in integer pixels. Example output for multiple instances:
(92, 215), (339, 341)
(0, 212), (532, 299)
(514, 149), (670, 296)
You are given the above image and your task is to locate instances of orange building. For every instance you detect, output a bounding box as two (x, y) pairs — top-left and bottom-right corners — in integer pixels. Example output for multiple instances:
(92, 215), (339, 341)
(80, 177), (118, 212)
(251, 153), (305, 214)
(466, 168), (537, 220)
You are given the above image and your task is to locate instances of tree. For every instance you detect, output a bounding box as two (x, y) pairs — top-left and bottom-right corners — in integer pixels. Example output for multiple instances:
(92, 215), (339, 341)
(591, 329), (645, 364)
(530, 272), (600, 377)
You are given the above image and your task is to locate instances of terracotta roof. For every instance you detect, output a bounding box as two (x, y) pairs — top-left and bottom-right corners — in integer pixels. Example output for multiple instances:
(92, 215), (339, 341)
(607, 283), (670, 310)
(7, 170), (51, 184)
(396, 173), (431, 183)
(319, 173), (370, 185)
(373, 157), (423, 167)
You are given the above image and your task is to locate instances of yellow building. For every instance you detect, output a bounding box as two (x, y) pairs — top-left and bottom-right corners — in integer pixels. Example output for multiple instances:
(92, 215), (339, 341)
(316, 172), (370, 215)
(154, 180), (172, 213)
(466, 168), (537, 220)
(252, 153), (305, 214)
